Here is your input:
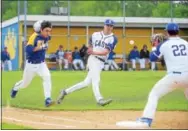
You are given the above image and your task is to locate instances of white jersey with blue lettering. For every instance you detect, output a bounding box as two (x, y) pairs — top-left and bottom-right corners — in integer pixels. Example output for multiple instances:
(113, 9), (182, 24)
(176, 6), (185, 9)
(89, 31), (117, 61)
(159, 37), (188, 73)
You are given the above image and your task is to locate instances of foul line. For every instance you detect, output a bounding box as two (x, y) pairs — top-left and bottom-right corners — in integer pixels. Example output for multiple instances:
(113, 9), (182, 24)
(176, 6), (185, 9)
(4, 108), (117, 128)
(3, 117), (76, 128)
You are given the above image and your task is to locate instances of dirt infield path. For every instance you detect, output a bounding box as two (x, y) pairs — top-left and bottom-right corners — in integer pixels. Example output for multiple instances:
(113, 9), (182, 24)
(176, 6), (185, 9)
(2, 107), (188, 129)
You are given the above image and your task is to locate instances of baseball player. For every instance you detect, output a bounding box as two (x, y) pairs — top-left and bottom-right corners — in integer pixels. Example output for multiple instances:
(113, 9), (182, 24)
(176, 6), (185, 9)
(72, 47), (85, 70)
(116, 23), (188, 128)
(56, 45), (69, 70)
(10, 21), (54, 107)
(1, 47), (12, 71)
(57, 19), (118, 106)
(128, 46), (140, 70)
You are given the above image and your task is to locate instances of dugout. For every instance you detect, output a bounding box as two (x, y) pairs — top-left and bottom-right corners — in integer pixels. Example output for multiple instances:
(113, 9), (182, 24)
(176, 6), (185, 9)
(1, 15), (188, 70)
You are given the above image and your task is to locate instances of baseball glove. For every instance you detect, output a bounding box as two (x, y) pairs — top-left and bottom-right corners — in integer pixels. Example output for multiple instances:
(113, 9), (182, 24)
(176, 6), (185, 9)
(150, 33), (167, 47)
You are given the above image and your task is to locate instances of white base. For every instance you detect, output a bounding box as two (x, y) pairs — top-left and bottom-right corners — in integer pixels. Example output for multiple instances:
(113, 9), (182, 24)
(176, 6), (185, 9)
(116, 120), (149, 129)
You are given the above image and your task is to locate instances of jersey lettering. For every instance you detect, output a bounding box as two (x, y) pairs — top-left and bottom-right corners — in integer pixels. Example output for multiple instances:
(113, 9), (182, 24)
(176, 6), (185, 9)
(172, 44), (187, 56)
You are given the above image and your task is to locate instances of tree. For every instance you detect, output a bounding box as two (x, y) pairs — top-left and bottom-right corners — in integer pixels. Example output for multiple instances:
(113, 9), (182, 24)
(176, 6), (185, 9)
(152, 2), (171, 17)
(2, 0), (188, 21)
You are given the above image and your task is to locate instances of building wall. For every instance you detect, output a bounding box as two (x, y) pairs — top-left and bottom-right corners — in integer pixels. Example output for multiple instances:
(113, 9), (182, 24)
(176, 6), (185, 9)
(2, 23), (19, 70)
(26, 26), (188, 55)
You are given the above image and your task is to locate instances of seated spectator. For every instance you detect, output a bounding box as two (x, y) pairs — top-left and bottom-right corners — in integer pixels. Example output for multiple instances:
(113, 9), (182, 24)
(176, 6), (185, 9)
(1, 47), (12, 71)
(105, 51), (119, 71)
(79, 44), (88, 65)
(56, 45), (68, 70)
(49, 53), (57, 62)
(72, 47), (85, 70)
(150, 47), (157, 71)
(64, 50), (73, 70)
(128, 46), (140, 70)
(140, 44), (150, 70)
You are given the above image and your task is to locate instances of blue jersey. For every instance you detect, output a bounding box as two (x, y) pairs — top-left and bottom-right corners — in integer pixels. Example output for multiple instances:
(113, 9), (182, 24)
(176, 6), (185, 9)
(26, 32), (50, 63)
(1, 51), (10, 62)
(72, 51), (81, 60)
(108, 51), (115, 60)
(129, 50), (140, 60)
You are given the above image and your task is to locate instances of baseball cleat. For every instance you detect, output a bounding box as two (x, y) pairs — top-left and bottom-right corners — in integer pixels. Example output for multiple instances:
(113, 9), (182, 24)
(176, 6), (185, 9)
(97, 98), (112, 106)
(10, 88), (18, 98)
(116, 117), (152, 128)
(57, 90), (67, 104)
(45, 98), (55, 107)
(136, 117), (152, 127)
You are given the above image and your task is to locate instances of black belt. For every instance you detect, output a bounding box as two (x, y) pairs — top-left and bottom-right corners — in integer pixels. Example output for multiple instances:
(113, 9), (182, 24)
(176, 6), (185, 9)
(28, 60), (44, 64)
(172, 71), (181, 74)
(95, 56), (105, 63)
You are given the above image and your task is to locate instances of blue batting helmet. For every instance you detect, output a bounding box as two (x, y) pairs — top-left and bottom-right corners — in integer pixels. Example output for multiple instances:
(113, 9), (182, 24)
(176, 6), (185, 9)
(104, 19), (115, 26)
(165, 23), (179, 31)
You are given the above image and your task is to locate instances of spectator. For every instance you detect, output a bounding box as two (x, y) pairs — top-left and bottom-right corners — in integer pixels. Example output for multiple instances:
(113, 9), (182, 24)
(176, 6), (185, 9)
(150, 47), (157, 71)
(140, 44), (150, 70)
(64, 50), (73, 70)
(79, 44), (88, 65)
(56, 45), (68, 70)
(106, 51), (119, 71)
(128, 45), (140, 70)
(72, 47), (85, 70)
(1, 47), (12, 71)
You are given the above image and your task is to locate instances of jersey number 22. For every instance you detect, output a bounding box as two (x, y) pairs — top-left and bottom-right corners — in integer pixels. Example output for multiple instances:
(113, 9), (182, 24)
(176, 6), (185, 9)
(172, 44), (187, 56)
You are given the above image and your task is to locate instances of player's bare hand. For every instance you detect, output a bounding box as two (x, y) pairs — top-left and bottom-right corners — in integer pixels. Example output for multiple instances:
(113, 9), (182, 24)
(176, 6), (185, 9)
(33, 43), (42, 52)
(87, 48), (93, 55)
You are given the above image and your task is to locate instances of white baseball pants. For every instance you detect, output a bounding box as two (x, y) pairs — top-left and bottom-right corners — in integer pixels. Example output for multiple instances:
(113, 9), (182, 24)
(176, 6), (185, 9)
(13, 61), (52, 99)
(73, 59), (85, 70)
(58, 58), (68, 70)
(2, 60), (12, 71)
(142, 72), (188, 119)
(65, 55), (104, 102)
(139, 58), (146, 69)
(130, 59), (140, 69)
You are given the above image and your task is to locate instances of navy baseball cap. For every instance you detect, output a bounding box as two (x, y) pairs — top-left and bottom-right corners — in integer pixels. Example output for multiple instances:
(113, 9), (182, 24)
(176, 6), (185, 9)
(165, 23), (179, 31)
(104, 19), (115, 26)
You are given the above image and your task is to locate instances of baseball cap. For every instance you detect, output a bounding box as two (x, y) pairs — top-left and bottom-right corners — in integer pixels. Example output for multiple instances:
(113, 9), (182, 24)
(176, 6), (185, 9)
(104, 19), (115, 26)
(165, 23), (179, 31)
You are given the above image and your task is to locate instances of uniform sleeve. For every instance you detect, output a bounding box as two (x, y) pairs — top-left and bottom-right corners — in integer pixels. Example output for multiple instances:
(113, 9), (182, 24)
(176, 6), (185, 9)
(149, 43), (163, 61)
(25, 36), (40, 54)
(105, 36), (118, 51)
(27, 33), (38, 45)
(26, 45), (35, 54)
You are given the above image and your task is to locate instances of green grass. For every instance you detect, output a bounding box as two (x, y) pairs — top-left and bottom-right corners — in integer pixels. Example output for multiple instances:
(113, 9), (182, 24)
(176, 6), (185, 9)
(2, 122), (33, 129)
(2, 71), (188, 111)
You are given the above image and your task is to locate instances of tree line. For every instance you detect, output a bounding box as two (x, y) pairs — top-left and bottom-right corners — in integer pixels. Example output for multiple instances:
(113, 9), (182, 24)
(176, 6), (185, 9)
(2, 1), (188, 21)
